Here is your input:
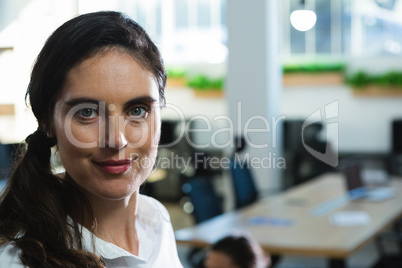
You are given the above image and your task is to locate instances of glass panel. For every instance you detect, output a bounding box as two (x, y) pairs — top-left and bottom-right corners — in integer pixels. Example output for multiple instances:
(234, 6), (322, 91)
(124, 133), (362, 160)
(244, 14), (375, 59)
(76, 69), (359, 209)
(342, 0), (352, 56)
(315, 0), (331, 54)
(175, 0), (188, 29)
(135, 4), (147, 28)
(220, 0), (227, 26)
(289, 0), (306, 54)
(155, 1), (162, 41)
(290, 28), (306, 54)
(198, 0), (211, 27)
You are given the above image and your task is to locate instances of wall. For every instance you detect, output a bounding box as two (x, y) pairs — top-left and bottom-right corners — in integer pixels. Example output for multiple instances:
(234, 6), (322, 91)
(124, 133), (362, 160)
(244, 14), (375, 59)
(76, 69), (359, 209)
(282, 85), (402, 154)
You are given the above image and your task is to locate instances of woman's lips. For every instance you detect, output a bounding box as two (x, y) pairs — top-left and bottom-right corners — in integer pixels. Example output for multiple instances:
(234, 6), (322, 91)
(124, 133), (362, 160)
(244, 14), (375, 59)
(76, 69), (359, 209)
(94, 159), (133, 174)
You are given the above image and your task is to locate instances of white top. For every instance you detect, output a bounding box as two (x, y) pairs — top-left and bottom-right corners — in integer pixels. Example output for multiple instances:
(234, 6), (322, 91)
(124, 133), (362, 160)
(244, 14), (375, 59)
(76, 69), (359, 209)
(0, 195), (183, 268)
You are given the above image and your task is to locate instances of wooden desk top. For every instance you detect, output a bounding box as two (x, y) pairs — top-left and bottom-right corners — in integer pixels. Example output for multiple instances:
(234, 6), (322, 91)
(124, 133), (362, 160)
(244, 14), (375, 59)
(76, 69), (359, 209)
(175, 173), (402, 258)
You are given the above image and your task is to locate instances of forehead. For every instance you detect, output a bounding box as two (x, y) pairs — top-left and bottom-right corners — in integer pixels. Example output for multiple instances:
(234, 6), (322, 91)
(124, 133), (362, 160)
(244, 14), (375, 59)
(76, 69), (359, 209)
(56, 49), (159, 104)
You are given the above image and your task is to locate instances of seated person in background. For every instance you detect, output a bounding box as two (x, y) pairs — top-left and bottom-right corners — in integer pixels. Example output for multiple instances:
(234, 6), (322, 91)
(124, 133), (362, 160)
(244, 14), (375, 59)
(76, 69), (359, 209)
(204, 234), (270, 268)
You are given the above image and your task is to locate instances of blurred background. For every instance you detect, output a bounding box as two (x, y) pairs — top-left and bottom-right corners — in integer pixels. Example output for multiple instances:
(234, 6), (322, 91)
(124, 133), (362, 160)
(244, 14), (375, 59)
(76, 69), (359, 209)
(1, 0), (402, 267)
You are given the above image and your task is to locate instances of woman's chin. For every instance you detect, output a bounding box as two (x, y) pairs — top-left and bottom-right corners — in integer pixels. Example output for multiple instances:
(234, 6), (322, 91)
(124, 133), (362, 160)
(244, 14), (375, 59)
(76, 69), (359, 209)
(85, 181), (142, 202)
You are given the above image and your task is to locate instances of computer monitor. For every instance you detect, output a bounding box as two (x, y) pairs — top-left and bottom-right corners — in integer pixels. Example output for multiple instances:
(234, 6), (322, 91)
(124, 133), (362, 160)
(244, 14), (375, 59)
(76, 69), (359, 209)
(340, 160), (366, 199)
(392, 119), (402, 153)
(159, 120), (178, 146)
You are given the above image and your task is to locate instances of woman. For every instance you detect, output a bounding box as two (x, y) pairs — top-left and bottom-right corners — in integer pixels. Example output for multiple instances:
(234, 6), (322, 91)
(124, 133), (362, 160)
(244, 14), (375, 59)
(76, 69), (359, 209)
(204, 235), (270, 268)
(0, 11), (182, 267)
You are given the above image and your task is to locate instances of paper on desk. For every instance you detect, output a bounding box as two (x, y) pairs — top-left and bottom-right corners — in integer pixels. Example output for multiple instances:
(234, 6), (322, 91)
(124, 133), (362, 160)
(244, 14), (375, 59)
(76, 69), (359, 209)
(330, 211), (371, 226)
(248, 216), (295, 227)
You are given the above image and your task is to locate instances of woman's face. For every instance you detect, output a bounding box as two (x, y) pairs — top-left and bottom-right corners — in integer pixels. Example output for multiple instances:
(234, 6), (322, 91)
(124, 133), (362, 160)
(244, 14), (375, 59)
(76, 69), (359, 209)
(52, 49), (161, 201)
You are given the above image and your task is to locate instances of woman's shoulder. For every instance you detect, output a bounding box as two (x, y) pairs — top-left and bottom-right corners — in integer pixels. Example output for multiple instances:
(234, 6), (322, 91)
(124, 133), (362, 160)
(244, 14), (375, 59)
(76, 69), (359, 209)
(0, 241), (26, 267)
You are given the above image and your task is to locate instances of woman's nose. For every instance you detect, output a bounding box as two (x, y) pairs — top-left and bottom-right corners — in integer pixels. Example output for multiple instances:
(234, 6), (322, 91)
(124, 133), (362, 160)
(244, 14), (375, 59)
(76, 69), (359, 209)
(105, 116), (128, 149)
(113, 131), (128, 149)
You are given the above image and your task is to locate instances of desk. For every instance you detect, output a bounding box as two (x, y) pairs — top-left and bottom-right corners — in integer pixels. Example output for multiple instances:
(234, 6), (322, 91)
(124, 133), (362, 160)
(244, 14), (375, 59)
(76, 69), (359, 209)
(175, 173), (402, 268)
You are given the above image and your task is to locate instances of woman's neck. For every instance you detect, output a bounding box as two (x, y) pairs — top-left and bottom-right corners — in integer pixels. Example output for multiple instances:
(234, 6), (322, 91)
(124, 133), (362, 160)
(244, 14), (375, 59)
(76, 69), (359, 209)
(85, 191), (140, 256)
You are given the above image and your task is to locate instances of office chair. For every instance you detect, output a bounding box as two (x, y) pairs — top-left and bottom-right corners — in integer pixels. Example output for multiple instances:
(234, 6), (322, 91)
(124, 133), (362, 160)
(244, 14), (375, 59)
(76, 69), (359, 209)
(0, 142), (20, 192)
(372, 119), (402, 265)
(389, 119), (402, 176)
(229, 157), (258, 209)
(182, 177), (223, 268)
(0, 143), (19, 179)
(182, 176), (223, 224)
(372, 255), (402, 268)
(373, 224), (402, 268)
(229, 136), (258, 209)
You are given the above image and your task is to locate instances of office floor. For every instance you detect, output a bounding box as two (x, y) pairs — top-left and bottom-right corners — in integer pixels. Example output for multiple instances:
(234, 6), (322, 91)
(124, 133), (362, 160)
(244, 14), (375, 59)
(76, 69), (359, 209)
(164, 202), (399, 268)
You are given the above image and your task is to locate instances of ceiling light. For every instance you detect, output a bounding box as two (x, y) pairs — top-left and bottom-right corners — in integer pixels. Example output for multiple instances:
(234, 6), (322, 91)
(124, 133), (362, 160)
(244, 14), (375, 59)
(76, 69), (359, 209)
(290, 1), (317, 32)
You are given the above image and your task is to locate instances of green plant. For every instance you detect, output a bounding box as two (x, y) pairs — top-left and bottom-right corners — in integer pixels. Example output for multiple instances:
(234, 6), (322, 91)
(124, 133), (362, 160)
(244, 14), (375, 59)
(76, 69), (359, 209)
(283, 63), (345, 73)
(345, 71), (372, 88)
(187, 75), (224, 91)
(346, 71), (402, 89)
(166, 68), (186, 78)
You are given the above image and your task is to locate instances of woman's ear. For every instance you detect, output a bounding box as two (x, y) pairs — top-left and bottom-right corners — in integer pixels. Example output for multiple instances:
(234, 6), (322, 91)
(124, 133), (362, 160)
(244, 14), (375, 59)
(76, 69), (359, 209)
(40, 123), (49, 136)
(41, 118), (55, 138)
(48, 126), (56, 139)
(40, 121), (57, 147)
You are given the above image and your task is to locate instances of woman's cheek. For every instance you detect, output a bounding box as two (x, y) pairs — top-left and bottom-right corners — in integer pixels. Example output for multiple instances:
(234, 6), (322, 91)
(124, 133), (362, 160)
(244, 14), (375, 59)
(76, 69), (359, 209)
(66, 123), (100, 148)
(125, 123), (155, 148)
(147, 116), (161, 149)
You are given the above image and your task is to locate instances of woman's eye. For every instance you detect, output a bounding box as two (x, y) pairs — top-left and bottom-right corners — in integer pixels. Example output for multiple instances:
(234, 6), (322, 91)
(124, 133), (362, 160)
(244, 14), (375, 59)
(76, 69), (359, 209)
(78, 108), (96, 118)
(128, 107), (148, 118)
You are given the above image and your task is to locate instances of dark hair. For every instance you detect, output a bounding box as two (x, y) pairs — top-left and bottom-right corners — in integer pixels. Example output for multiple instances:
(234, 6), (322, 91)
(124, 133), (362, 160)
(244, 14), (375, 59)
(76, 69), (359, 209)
(29, 10), (166, 129)
(0, 11), (166, 267)
(210, 235), (269, 268)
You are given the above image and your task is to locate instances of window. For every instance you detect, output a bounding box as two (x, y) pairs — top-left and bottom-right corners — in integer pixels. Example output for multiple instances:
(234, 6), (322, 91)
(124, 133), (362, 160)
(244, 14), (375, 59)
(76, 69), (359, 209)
(79, 0), (227, 65)
(79, 0), (402, 63)
(283, 0), (402, 59)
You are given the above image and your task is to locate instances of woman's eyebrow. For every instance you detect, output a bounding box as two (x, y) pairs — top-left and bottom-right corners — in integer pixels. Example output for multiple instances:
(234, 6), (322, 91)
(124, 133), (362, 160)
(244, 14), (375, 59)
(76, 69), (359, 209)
(62, 96), (157, 110)
(123, 96), (157, 110)
(63, 97), (99, 108)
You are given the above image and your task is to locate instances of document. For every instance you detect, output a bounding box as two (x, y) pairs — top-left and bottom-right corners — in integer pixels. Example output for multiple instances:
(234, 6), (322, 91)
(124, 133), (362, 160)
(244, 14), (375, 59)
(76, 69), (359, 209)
(330, 211), (370, 226)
